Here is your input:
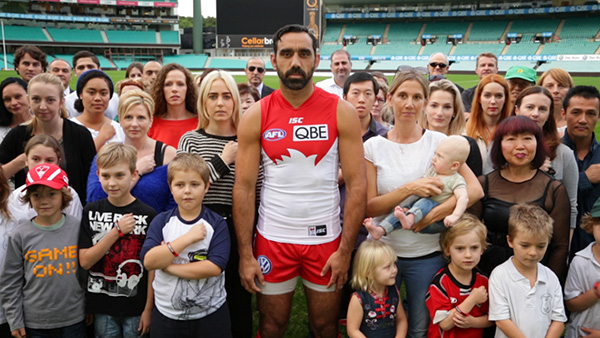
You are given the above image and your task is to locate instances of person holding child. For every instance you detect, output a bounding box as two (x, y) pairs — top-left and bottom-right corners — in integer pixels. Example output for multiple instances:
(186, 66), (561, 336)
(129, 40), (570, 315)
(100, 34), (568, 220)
(87, 89), (177, 213)
(347, 240), (408, 338)
(79, 143), (157, 338)
(564, 197), (600, 338)
(365, 135), (470, 239)
(364, 69), (483, 338)
(426, 214), (492, 338)
(0, 164), (85, 338)
(141, 153), (231, 338)
(0, 73), (96, 205)
(488, 203), (567, 338)
(8, 135), (83, 221)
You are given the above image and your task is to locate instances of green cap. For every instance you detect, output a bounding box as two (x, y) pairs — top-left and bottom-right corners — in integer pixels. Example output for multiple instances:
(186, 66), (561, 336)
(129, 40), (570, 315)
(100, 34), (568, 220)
(504, 66), (536, 83)
(591, 197), (600, 217)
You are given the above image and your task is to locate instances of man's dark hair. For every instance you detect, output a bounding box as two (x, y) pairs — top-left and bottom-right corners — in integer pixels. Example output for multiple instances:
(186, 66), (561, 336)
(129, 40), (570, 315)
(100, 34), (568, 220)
(272, 24), (318, 55)
(72, 51), (100, 68)
(563, 85), (600, 112)
(13, 46), (47, 72)
(343, 72), (379, 96)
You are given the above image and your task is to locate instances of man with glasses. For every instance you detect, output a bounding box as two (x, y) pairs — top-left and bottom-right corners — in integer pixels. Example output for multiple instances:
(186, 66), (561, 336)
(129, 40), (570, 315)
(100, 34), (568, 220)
(316, 50), (352, 98)
(245, 57), (274, 98)
(427, 52), (464, 93)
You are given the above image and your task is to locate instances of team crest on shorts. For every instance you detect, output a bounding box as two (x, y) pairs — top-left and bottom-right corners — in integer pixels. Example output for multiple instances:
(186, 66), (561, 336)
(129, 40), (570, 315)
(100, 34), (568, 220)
(257, 255), (272, 275)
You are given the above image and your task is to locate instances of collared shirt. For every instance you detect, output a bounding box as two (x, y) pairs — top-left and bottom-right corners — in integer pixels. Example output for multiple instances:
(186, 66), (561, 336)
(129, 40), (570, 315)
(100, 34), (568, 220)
(363, 114), (389, 142)
(253, 82), (264, 98)
(489, 258), (567, 338)
(316, 77), (343, 98)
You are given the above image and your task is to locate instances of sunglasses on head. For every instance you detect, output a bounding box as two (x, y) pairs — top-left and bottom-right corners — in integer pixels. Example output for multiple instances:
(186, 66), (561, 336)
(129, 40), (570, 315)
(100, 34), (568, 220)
(248, 66), (265, 73)
(396, 65), (428, 76)
(429, 62), (448, 69)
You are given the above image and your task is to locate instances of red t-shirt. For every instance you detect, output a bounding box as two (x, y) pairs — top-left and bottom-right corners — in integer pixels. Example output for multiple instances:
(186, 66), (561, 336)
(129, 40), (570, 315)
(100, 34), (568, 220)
(426, 266), (489, 338)
(148, 117), (198, 148)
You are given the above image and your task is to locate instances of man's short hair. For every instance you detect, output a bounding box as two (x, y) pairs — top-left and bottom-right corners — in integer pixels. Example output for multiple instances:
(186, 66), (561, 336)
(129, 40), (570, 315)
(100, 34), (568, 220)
(428, 52), (448, 63)
(508, 203), (553, 241)
(343, 72), (379, 96)
(476, 52), (498, 67)
(96, 143), (137, 173)
(330, 49), (351, 62)
(246, 57), (265, 69)
(167, 153), (210, 185)
(49, 58), (72, 70)
(563, 85), (600, 112)
(72, 51), (100, 68)
(14, 46), (48, 72)
(273, 24), (318, 55)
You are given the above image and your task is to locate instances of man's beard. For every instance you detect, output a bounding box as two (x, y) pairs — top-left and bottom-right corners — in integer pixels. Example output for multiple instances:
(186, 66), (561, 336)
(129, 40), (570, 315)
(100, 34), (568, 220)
(278, 66), (315, 90)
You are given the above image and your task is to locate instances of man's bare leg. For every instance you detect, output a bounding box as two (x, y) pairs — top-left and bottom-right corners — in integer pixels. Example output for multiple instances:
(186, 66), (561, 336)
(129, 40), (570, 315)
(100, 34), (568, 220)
(257, 291), (295, 338)
(305, 286), (341, 338)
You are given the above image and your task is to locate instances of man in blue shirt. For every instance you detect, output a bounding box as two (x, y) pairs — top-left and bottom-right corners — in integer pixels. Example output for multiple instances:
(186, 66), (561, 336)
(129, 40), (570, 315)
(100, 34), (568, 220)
(561, 85), (600, 258)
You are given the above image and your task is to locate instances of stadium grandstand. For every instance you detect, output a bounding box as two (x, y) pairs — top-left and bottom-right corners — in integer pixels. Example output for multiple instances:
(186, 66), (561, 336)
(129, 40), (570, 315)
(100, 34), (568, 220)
(0, 0), (599, 74)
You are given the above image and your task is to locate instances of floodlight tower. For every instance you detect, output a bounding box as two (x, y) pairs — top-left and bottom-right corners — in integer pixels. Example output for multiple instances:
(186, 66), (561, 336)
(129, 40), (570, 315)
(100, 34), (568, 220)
(193, 0), (203, 54)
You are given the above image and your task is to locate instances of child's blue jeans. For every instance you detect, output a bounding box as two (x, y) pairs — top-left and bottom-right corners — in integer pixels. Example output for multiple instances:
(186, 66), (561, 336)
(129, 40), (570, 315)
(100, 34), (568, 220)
(379, 198), (446, 235)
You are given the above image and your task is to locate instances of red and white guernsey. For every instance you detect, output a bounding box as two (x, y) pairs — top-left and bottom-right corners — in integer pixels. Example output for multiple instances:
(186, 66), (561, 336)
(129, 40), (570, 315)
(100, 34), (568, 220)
(258, 87), (341, 245)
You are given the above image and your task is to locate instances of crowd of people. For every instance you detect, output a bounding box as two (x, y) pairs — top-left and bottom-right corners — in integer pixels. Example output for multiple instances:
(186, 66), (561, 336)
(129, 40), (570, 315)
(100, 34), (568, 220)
(0, 23), (599, 338)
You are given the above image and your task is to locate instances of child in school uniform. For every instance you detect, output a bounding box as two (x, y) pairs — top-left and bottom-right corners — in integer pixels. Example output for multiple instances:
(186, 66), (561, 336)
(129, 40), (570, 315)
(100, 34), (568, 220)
(79, 143), (157, 337)
(0, 163), (85, 338)
(564, 197), (600, 338)
(140, 153), (231, 338)
(488, 204), (566, 338)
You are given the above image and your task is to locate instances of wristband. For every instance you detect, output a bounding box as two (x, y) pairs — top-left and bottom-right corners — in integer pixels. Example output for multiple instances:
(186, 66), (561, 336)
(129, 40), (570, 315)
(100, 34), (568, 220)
(166, 242), (179, 257)
(594, 281), (600, 299)
(115, 222), (125, 237)
(455, 306), (469, 316)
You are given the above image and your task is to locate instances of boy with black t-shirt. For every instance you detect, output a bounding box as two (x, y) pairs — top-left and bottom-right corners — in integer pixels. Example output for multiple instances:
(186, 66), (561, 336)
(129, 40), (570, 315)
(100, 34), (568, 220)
(78, 143), (157, 338)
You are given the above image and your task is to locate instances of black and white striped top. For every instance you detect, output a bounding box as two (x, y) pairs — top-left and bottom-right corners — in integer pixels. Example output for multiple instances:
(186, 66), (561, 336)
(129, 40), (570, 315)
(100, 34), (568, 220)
(178, 129), (236, 207)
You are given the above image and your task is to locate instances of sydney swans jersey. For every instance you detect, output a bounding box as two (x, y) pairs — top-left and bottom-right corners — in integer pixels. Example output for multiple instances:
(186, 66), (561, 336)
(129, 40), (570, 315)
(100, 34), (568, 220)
(258, 87), (341, 245)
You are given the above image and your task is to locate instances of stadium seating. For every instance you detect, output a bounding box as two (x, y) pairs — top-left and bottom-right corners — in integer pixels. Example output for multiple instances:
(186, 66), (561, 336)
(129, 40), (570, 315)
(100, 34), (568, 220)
(559, 17), (600, 39)
(160, 31), (179, 45)
(206, 58), (247, 69)
(374, 43), (421, 56)
(509, 18), (560, 35)
(343, 23), (386, 38)
(387, 22), (423, 42)
(540, 39), (599, 55)
(320, 44), (343, 57)
(3, 25), (48, 42)
(163, 54), (208, 69)
(47, 28), (104, 44)
(453, 43), (505, 56)
(503, 35), (540, 55)
(323, 23), (343, 42)
(468, 20), (509, 41)
(421, 43), (453, 56)
(345, 43), (374, 56)
(105, 30), (156, 44)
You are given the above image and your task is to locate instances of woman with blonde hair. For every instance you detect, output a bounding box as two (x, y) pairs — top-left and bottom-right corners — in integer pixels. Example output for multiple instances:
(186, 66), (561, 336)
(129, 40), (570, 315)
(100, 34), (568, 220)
(538, 68), (574, 135)
(0, 73), (95, 204)
(465, 74), (511, 163)
(148, 63), (198, 148)
(363, 69), (483, 338)
(87, 89), (176, 212)
(177, 70), (251, 338)
(419, 79), (483, 175)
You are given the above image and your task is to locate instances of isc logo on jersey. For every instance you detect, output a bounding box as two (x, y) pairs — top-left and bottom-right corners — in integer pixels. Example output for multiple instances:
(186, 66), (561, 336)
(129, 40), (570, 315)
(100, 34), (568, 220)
(293, 124), (328, 142)
(263, 129), (286, 141)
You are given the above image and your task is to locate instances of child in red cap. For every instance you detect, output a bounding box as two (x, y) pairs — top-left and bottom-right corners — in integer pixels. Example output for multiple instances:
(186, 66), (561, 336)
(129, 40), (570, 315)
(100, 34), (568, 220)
(0, 163), (85, 338)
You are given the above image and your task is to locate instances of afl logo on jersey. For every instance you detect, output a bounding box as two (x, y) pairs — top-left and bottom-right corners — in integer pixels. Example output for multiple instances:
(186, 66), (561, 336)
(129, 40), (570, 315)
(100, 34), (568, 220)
(257, 255), (272, 275)
(263, 129), (286, 141)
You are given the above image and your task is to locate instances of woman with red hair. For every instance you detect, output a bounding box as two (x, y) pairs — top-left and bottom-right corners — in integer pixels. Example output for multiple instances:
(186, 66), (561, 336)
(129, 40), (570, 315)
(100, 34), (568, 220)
(465, 74), (512, 168)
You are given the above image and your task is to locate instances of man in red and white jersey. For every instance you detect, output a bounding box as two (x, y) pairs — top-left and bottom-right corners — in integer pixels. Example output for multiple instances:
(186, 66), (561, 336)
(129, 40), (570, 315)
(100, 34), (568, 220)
(233, 24), (366, 338)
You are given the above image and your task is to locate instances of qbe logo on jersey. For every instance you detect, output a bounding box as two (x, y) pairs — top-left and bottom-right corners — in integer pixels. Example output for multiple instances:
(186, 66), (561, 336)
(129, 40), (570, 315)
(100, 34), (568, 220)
(293, 124), (329, 142)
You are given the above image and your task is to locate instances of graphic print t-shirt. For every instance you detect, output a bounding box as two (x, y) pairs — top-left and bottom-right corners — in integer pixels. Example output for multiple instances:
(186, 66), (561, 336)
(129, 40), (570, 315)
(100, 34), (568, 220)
(79, 198), (157, 315)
